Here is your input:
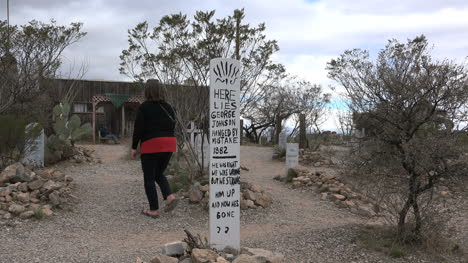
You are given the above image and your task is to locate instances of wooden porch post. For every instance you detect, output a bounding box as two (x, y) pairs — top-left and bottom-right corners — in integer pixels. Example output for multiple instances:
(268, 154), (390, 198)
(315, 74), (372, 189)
(121, 105), (125, 137)
(92, 98), (96, 144)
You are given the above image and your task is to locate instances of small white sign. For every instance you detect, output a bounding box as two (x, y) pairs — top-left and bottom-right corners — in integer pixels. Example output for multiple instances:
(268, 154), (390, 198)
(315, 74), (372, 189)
(23, 123), (44, 168)
(194, 134), (210, 167)
(209, 58), (241, 250)
(279, 132), (287, 150)
(286, 143), (299, 169)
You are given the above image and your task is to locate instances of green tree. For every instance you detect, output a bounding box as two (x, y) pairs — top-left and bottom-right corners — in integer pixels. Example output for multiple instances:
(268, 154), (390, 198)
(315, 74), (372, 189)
(327, 36), (468, 240)
(120, 9), (293, 177)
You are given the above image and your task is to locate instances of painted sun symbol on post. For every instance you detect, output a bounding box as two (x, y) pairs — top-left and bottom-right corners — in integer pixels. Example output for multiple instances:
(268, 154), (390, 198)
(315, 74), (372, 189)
(213, 60), (240, 85)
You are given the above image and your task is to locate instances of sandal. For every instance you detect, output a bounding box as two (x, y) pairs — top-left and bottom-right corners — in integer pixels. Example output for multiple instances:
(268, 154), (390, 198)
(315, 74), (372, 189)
(164, 198), (179, 212)
(141, 209), (159, 218)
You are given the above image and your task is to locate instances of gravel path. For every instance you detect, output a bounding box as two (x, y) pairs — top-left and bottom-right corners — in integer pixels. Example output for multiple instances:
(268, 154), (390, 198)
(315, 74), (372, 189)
(0, 144), (465, 263)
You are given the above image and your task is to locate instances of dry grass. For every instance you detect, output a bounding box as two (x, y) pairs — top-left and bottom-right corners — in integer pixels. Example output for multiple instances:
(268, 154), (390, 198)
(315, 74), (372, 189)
(353, 224), (465, 262)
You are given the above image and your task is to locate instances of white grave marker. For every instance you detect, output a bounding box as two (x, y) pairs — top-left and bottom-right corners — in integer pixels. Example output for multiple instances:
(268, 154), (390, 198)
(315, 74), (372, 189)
(279, 132), (287, 150)
(209, 58), (241, 250)
(23, 123), (44, 168)
(195, 133), (210, 167)
(286, 143), (299, 169)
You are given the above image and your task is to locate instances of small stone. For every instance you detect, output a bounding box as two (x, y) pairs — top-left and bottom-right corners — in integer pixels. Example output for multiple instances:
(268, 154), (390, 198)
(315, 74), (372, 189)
(320, 174), (336, 182)
(191, 248), (218, 263)
(18, 182), (29, 192)
(199, 185), (209, 192)
(162, 241), (185, 257)
(42, 180), (61, 191)
(330, 194), (346, 201)
(7, 182), (19, 192)
(240, 200), (249, 210)
(150, 254), (178, 263)
(28, 179), (45, 191)
(232, 254), (258, 263)
(189, 185), (203, 203)
(8, 204), (26, 215)
(249, 184), (261, 193)
(16, 192), (30, 202)
(344, 200), (356, 208)
(356, 204), (376, 217)
(179, 257), (192, 263)
(225, 254), (236, 261)
(320, 193), (328, 200)
(4, 194), (12, 202)
(243, 190), (257, 201)
(329, 187), (340, 193)
(64, 175), (73, 182)
(41, 207), (53, 216)
(51, 170), (66, 181)
(3, 212), (12, 219)
(254, 194), (273, 208)
(0, 187), (11, 197)
(223, 246), (239, 255)
(134, 257), (144, 263)
(337, 201), (348, 209)
(440, 191), (450, 197)
(291, 181), (302, 189)
(19, 210), (34, 219)
(216, 257), (229, 263)
(241, 247), (284, 263)
(29, 204), (41, 211)
(319, 185), (329, 192)
(246, 200), (256, 209)
(0, 163), (27, 184)
(48, 192), (61, 206)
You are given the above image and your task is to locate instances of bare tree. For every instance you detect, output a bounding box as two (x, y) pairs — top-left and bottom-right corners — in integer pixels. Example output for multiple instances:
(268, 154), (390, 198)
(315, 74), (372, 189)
(0, 20), (86, 114)
(242, 77), (328, 143)
(327, 35), (468, 240)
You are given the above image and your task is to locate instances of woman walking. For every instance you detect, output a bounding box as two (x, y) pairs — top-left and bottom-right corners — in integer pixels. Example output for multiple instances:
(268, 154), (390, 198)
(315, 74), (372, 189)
(131, 79), (179, 218)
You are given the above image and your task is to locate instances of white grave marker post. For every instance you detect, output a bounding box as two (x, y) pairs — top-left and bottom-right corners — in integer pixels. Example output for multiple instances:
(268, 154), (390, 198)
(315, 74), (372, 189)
(23, 123), (45, 168)
(286, 143), (299, 169)
(279, 132), (287, 150)
(209, 58), (241, 250)
(195, 134), (210, 167)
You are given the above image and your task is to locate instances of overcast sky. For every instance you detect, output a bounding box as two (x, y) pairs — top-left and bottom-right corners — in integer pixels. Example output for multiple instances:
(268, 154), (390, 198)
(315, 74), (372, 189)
(3, 0), (468, 129)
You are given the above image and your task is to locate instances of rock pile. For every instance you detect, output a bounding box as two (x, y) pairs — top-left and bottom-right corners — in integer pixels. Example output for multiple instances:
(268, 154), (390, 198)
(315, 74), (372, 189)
(135, 241), (284, 263)
(0, 163), (75, 219)
(272, 149), (333, 168)
(276, 168), (378, 217)
(298, 149), (332, 167)
(187, 182), (273, 210)
(71, 146), (98, 164)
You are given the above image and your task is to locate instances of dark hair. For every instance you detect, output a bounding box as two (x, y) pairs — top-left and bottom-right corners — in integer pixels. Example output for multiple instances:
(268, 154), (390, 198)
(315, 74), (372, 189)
(144, 79), (166, 102)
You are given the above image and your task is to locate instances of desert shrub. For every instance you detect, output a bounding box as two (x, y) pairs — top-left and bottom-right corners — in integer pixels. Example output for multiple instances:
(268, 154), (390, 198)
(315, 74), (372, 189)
(44, 134), (76, 166)
(0, 115), (41, 169)
(166, 154), (193, 193)
(286, 168), (298, 183)
(273, 146), (286, 158)
(32, 210), (46, 220)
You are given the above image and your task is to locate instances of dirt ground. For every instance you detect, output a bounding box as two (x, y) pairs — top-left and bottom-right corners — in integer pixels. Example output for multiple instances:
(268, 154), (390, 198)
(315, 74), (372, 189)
(0, 142), (466, 263)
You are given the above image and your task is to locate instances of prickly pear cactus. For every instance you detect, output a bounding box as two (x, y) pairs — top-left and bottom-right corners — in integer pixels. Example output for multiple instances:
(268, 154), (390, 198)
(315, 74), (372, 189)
(52, 103), (92, 145)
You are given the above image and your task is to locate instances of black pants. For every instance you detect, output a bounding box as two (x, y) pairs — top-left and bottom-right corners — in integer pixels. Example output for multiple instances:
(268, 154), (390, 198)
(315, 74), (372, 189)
(141, 153), (173, 210)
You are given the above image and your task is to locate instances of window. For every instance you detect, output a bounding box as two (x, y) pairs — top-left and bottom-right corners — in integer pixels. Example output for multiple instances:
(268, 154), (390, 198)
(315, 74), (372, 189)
(73, 103), (87, 113)
(97, 107), (104, 113)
